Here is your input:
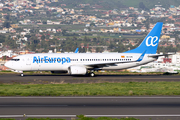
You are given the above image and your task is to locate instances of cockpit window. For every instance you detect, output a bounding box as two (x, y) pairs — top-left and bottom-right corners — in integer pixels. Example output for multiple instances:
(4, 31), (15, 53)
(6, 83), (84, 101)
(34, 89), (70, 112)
(11, 59), (20, 61)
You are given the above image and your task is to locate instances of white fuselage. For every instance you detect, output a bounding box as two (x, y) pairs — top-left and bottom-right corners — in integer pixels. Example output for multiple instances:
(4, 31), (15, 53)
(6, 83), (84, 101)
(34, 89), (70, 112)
(4, 22), (164, 76)
(5, 53), (156, 72)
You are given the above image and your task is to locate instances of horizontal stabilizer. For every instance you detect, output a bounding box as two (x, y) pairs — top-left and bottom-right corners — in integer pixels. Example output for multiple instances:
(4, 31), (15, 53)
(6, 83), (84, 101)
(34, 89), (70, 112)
(148, 53), (174, 57)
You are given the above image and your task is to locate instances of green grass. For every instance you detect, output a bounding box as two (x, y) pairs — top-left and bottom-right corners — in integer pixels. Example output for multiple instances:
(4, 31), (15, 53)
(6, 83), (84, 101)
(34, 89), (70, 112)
(76, 115), (139, 120)
(0, 82), (180, 96)
(0, 70), (12, 72)
(0, 119), (16, 120)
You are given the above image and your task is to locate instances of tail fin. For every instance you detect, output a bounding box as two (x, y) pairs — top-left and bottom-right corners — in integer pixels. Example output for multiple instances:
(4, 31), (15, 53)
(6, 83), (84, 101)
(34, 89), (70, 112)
(75, 48), (79, 53)
(124, 22), (163, 54)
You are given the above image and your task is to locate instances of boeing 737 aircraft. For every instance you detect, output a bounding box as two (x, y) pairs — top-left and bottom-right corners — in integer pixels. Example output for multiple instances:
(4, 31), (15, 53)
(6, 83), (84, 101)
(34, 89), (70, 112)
(5, 22), (167, 77)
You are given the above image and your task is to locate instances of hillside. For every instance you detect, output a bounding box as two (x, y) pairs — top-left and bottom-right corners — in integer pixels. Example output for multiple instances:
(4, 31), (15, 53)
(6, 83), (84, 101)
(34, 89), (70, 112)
(53, 0), (180, 9)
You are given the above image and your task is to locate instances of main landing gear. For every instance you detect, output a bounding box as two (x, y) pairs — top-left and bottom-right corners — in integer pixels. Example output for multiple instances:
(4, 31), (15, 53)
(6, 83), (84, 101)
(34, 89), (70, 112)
(89, 72), (95, 77)
(20, 72), (24, 77)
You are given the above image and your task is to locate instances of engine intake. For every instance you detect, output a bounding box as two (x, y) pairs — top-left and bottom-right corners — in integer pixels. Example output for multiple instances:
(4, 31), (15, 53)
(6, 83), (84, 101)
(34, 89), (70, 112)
(69, 66), (87, 75)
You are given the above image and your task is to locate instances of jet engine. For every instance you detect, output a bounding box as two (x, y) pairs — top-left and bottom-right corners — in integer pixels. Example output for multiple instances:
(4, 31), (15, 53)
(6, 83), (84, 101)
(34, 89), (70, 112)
(69, 66), (87, 75)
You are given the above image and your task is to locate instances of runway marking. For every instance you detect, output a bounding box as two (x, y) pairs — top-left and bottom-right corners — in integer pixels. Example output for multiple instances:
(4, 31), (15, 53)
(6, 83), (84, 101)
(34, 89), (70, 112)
(0, 105), (68, 107)
(1, 97), (180, 99)
(1, 115), (180, 118)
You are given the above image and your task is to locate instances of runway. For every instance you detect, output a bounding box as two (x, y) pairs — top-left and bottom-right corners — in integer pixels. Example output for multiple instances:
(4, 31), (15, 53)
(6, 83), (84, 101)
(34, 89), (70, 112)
(1, 74), (180, 120)
(1, 97), (180, 120)
(0, 74), (180, 84)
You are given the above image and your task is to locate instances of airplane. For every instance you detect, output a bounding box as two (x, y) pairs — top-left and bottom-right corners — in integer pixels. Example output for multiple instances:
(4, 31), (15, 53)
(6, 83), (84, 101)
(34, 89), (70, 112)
(5, 22), (168, 77)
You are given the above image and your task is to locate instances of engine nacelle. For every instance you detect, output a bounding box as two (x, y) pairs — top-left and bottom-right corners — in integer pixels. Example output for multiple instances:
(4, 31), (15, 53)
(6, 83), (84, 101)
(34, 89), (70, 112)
(69, 66), (87, 75)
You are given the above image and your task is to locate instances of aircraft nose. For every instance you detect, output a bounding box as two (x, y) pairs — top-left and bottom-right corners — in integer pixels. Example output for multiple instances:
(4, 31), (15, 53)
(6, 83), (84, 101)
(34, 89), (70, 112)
(4, 61), (11, 69)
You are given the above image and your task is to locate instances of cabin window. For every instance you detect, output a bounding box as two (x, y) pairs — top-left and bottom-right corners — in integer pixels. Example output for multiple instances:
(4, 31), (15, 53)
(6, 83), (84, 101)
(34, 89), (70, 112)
(11, 59), (20, 61)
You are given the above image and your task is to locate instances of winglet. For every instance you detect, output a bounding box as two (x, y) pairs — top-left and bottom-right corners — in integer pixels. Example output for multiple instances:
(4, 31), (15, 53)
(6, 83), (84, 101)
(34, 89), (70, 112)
(75, 48), (79, 53)
(137, 51), (146, 62)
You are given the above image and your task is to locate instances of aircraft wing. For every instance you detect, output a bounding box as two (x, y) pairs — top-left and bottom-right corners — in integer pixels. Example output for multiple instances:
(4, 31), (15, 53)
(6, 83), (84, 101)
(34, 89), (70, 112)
(85, 51), (146, 68)
(85, 60), (138, 68)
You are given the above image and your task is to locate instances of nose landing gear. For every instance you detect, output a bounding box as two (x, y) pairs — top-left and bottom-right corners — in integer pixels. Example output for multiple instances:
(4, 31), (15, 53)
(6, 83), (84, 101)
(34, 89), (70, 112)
(20, 73), (24, 77)
(19, 71), (24, 77)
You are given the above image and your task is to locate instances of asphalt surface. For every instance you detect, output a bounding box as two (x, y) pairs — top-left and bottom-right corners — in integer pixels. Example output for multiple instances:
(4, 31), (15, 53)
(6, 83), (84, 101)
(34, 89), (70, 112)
(1, 74), (180, 120)
(0, 97), (180, 120)
(0, 74), (180, 84)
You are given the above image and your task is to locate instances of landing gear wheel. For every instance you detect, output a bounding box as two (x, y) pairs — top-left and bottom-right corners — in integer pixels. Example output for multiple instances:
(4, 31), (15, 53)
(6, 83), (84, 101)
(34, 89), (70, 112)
(20, 73), (24, 77)
(90, 72), (95, 77)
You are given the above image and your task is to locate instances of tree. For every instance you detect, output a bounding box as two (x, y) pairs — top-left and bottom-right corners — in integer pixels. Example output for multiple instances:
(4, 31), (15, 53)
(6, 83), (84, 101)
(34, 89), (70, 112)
(5, 14), (10, 21)
(46, 11), (51, 17)
(3, 21), (11, 28)
(42, 21), (47, 24)
(90, 22), (95, 27)
(62, 29), (67, 36)
(96, 47), (103, 53)
(41, 35), (45, 40)
(87, 27), (91, 31)
(0, 34), (6, 43)
(139, 2), (148, 11)
(2, 56), (7, 61)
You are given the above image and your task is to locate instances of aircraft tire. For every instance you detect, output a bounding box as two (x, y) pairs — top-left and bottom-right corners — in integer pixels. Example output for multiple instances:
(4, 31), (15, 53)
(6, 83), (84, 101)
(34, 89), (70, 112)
(20, 73), (24, 77)
(90, 72), (95, 77)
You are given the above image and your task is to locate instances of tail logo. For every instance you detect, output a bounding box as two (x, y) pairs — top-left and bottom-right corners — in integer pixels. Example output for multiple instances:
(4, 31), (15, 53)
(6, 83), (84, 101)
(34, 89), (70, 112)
(145, 36), (158, 47)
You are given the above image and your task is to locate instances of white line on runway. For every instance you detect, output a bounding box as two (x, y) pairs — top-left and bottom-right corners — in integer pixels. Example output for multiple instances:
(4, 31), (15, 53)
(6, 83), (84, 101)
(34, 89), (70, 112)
(0, 97), (180, 99)
(0, 105), (68, 107)
(1, 115), (180, 118)
(0, 115), (23, 118)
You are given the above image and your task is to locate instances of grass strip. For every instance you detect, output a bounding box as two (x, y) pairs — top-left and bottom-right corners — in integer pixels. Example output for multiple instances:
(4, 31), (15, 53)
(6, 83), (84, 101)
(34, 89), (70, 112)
(0, 82), (180, 96)
(0, 119), (15, 120)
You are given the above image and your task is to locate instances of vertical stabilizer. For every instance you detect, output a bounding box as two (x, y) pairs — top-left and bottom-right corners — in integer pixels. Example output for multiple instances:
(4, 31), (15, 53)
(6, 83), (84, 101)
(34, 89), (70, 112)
(124, 22), (163, 54)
